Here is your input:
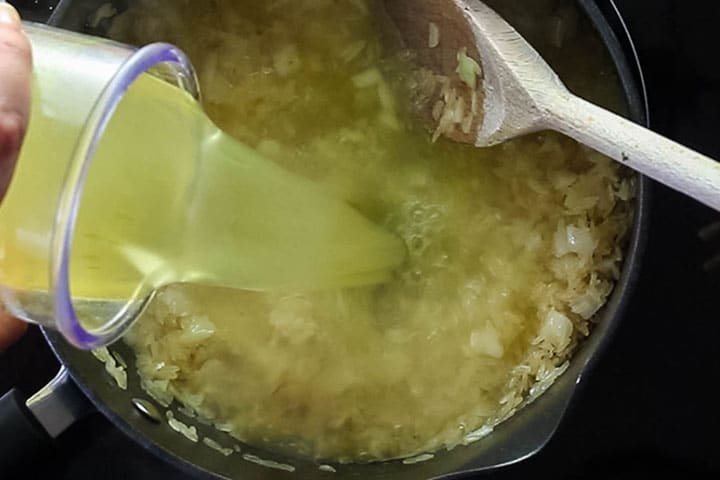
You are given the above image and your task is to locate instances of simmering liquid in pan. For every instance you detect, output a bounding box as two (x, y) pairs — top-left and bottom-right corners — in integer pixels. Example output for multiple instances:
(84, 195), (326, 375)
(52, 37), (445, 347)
(104, 0), (633, 463)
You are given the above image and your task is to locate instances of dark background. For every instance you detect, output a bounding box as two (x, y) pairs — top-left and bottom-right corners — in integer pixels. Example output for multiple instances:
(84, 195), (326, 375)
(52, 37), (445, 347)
(3, 0), (720, 478)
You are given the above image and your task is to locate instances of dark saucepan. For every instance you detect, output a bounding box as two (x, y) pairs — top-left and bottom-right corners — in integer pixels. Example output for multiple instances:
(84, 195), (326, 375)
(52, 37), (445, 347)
(0, 0), (649, 478)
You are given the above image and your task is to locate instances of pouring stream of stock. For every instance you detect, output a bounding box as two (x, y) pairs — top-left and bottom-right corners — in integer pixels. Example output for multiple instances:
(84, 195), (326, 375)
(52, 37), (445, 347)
(384, 0), (720, 211)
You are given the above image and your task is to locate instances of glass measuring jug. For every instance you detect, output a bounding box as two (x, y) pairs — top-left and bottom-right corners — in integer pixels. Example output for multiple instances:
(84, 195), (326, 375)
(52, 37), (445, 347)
(0, 22), (200, 349)
(0, 22), (406, 350)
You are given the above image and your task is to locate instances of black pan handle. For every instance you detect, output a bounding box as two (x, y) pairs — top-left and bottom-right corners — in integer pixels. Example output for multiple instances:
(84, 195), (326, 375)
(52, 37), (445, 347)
(0, 388), (52, 471)
(0, 367), (93, 472)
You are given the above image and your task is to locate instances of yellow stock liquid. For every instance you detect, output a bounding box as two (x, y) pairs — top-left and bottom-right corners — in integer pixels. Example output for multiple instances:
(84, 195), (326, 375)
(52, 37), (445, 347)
(0, 74), (406, 302)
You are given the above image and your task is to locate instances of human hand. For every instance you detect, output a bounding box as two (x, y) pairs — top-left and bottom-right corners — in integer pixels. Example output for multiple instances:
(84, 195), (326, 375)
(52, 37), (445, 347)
(0, 2), (32, 350)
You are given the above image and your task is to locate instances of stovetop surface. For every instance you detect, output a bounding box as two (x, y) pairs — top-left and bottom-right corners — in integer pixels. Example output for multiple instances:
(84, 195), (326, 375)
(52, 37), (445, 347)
(3, 0), (720, 478)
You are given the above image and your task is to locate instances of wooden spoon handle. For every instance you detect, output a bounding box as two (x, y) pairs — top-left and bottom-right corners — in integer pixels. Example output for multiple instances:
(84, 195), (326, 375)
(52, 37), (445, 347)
(543, 94), (720, 211)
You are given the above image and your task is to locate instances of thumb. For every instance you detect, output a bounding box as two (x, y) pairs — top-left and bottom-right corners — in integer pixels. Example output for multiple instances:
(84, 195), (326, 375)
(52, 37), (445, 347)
(0, 2), (32, 201)
(0, 3), (31, 349)
(0, 308), (26, 351)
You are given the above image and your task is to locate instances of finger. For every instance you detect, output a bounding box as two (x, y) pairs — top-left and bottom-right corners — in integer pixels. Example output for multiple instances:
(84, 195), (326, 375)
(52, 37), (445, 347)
(0, 308), (27, 351)
(0, 3), (32, 200)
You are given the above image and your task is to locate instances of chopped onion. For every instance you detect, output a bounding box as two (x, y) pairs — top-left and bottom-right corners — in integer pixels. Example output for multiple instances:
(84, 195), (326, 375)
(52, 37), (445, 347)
(538, 309), (573, 351)
(428, 22), (440, 48)
(455, 48), (482, 90)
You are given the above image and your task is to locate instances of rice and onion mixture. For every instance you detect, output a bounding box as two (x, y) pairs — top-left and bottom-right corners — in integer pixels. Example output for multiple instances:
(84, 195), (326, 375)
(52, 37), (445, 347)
(106, 0), (633, 463)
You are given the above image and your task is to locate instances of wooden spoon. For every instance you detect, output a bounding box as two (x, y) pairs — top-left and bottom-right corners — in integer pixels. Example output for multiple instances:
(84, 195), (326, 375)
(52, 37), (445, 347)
(382, 0), (720, 211)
